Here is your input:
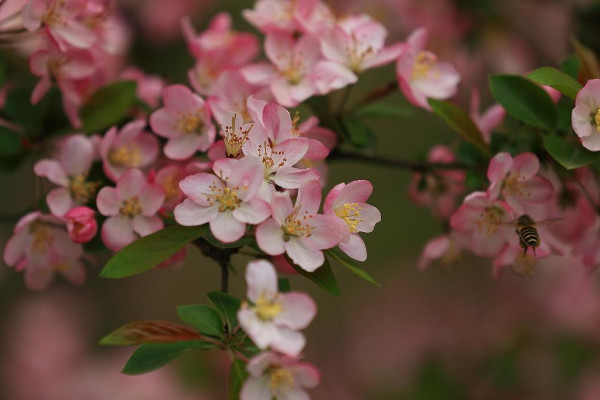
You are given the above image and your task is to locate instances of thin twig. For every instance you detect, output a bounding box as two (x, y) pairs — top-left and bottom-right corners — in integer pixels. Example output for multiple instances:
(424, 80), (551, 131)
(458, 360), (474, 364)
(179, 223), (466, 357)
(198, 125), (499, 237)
(328, 150), (470, 171)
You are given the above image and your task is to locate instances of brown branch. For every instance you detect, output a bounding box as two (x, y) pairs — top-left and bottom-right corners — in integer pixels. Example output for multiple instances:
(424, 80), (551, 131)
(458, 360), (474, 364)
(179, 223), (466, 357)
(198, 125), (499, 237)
(328, 150), (470, 171)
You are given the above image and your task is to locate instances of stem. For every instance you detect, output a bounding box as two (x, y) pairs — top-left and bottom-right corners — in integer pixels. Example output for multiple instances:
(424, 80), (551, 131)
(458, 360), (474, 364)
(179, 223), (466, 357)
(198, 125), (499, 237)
(328, 150), (470, 171)
(219, 258), (230, 294)
(337, 85), (353, 116)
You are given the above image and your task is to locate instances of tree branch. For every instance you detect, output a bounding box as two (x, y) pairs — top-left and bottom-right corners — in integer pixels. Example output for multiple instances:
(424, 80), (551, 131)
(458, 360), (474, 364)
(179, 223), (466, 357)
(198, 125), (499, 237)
(328, 150), (470, 171)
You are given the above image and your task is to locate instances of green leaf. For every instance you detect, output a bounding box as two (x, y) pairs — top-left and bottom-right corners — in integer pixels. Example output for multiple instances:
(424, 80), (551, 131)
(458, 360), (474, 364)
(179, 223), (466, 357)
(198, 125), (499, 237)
(177, 305), (224, 337)
(207, 291), (241, 329)
(544, 133), (600, 169)
(343, 117), (375, 148)
(526, 67), (582, 100)
(562, 55), (580, 79)
(100, 225), (206, 278)
(353, 102), (413, 119)
(427, 99), (489, 155)
(204, 229), (254, 248)
(122, 340), (217, 375)
(325, 248), (380, 287)
(99, 320), (202, 346)
(278, 278), (291, 293)
(489, 75), (557, 130)
(80, 80), (137, 133)
(228, 359), (248, 400)
(0, 126), (22, 155)
(289, 256), (340, 296)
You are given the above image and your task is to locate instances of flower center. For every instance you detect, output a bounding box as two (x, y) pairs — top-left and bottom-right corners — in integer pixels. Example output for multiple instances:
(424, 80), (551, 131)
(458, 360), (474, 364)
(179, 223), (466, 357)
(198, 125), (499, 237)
(335, 202), (363, 233)
(176, 113), (204, 134)
(206, 181), (242, 212)
(412, 51), (437, 80)
(222, 114), (252, 158)
(257, 142), (286, 177)
(502, 173), (527, 197)
(255, 292), (283, 321)
(268, 367), (295, 396)
(30, 223), (54, 254)
(43, 0), (66, 26)
(476, 206), (505, 235)
(120, 196), (142, 216)
(280, 57), (306, 85)
(108, 144), (141, 167)
(595, 107), (600, 132)
(283, 208), (313, 240)
(347, 32), (374, 73)
(68, 174), (99, 203)
(161, 175), (180, 202)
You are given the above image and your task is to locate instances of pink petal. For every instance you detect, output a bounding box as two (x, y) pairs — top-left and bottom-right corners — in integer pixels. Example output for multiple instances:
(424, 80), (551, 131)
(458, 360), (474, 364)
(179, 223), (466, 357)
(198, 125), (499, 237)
(275, 292), (316, 330)
(246, 352), (276, 377)
(306, 214), (343, 249)
(311, 60), (357, 94)
(271, 326), (305, 356)
(487, 152), (513, 183)
(209, 211), (246, 243)
(163, 84), (205, 112)
(52, 19), (96, 48)
(101, 216), (136, 251)
(285, 237), (324, 272)
(46, 188), (72, 217)
(338, 234), (367, 261)
(355, 203), (381, 233)
(132, 215), (163, 237)
(262, 103), (293, 143)
(138, 183), (165, 215)
(256, 218), (286, 255)
(164, 134), (203, 160)
(233, 199), (271, 224)
(150, 109), (180, 139)
(418, 235), (450, 270)
(60, 259), (86, 285)
(240, 376), (271, 400)
(226, 157), (265, 201)
(24, 265), (53, 291)
(292, 363), (321, 388)
(362, 42), (405, 70)
(246, 259), (278, 302)
(59, 135), (94, 176)
(96, 187), (120, 216)
(34, 159), (68, 186)
(296, 180), (322, 215)
(179, 173), (223, 206)
(513, 152), (540, 181)
(3, 230), (28, 266)
(174, 199), (218, 226)
(31, 78), (52, 104)
(270, 192), (294, 226)
(273, 167), (320, 189)
(333, 180), (373, 207)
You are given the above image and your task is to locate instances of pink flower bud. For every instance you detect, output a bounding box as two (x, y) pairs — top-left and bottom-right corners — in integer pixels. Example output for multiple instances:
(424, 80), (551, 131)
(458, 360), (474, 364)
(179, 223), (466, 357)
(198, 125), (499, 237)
(64, 207), (97, 244)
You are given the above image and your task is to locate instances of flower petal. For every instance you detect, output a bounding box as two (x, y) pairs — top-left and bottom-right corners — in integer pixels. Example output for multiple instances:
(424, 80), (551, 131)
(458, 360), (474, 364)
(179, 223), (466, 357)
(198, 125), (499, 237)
(275, 292), (317, 330)
(256, 218), (286, 256)
(209, 211), (246, 243)
(174, 198), (218, 226)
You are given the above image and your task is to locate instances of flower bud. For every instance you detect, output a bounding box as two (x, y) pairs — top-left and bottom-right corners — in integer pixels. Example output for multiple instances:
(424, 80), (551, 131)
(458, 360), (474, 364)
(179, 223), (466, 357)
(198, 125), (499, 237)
(64, 207), (97, 244)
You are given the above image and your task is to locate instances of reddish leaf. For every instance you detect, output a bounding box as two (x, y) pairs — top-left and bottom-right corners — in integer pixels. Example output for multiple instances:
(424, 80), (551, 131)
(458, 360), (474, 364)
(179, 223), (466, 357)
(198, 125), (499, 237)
(99, 320), (203, 346)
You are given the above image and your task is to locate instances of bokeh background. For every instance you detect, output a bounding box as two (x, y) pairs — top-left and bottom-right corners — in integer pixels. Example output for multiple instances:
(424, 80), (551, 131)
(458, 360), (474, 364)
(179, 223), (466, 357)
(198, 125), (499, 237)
(2, 0), (600, 399)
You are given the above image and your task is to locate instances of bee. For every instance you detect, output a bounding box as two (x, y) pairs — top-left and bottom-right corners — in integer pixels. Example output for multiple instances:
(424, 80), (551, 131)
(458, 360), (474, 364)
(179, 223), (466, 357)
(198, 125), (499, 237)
(508, 214), (563, 256)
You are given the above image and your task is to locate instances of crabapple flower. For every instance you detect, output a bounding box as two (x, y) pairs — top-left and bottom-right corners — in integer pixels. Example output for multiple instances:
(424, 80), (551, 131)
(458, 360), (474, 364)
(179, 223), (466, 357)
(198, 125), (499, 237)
(238, 260), (316, 355)
(100, 119), (159, 181)
(315, 14), (404, 90)
(241, 351), (320, 400)
(34, 134), (99, 217)
(152, 165), (187, 211)
(64, 206), (97, 243)
(492, 242), (551, 278)
(242, 33), (321, 107)
(208, 111), (255, 160)
(22, 0), (97, 50)
(470, 88), (505, 143)
(174, 157), (270, 243)
(396, 28), (460, 110)
(243, 0), (313, 33)
(120, 67), (166, 109)
(324, 180), (381, 261)
(96, 169), (165, 251)
(3, 212), (85, 290)
(572, 79), (600, 151)
(487, 152), (554, 214)
(450, 191), (514, 257)
(417, 234), (464, 270)
(256, 180), (345, 271)
(150, 85), (215, 160)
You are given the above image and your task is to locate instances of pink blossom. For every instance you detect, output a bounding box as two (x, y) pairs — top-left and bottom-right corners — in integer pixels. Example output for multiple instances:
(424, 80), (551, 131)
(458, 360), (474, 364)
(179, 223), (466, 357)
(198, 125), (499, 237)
(492, 241), (551, 278)
(407, 145), (465, 219)
(449, 191), (514, 257)
(3, 212), (85, 290)
(238, 260), (316, 356)
(324, 180), (381, 261)
(241, 351), (320, 400)
(242, 33), (321, 107)
(99, 119), (160, 181)
(315, 14), (404, 92)
(486, 152), (554, 214)
(149, 84), (215, 160)
(34, 134), (99, 217)
(292, 116), (337, 161)
(209, 111), (255, 160)
(96, 169), (165, 251)
(417, 234), (464, 270)
(182, 13), (259, 95)
(243, 0), (315, 33)
(29, 44), (96, 105)
(256, 181), (345, 271)
(64, 206), (97, 243)
(22, 0), (97, 50)
(396, 28), (460, 110)
(119, 67), (166, 109)
(572, 79), (600, 151)
(174, 157), (270, 243)
(469, 88), (505, 143)
(153, 165), (187, 211)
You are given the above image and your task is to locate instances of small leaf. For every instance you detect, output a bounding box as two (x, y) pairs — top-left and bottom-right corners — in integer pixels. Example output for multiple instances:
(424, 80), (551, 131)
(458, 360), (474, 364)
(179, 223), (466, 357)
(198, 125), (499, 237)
(325, 248), (381, 287)
(122, 340), (217, 375)
(80, 80), (137, 133)
(288, 256), (340, 296)
(343, 117), (375, 148)
(207, 291), (241, 329)
(177, 304), (224, 338)
(427, 99), (489, 155)
(99, 320), (202, 346)
(278, 278), (291, 293)
(544, 133), (600, 169)
(0, 126), (22, 155)
(561, 55), (580, 79)
(353, 102), (413, 119)
(100, 225), (206, 278)
(571, 36), (600, 82)
(489, 75), (557, 130)
(526, 67), (582, 100)
(228, 358), (248, 400)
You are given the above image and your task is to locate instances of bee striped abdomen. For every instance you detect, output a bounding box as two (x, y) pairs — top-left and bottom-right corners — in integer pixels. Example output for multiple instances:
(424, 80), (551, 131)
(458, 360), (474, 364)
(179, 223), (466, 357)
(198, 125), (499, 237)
(518, 226), (540, 248)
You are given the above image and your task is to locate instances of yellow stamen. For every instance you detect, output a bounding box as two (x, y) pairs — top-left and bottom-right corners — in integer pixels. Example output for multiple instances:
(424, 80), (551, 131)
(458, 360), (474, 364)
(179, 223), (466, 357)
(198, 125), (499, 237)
(335, 202), (363, 233)
(257, 142), (286, 177)
(412, 51), (437, 80)
(176, 112), (204, 134)
(255, 292), (283, 321)
(68, 174), (99, 203)
(108, 144), (141, 167)
(120, 196), (142, 216)
(205, 182), (242, 212)
(347, 32), (374, 73)
(30, 224), (54, 254)
(595, 108), (600, 132)
(161, 175), (180, 202)
(221, 114), (252, 158)
(268, 367), (295, 395)
(283, 208), (314, 239)
(476, 206), (505, 236)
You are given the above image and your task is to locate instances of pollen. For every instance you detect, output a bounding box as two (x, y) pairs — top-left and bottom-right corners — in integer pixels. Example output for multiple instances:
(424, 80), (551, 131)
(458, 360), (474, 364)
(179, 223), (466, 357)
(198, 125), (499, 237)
(222, 114), (252, 158)
(120, 196), (142, 216)
(30, 224), (54, 254)
(595, 108), (600, 132)
(335, 202), (363, 233)
(254, 292), (283, 321)
(412, 51), (437, 80)
(68, 174), (99, 203)
(258, 142), (286, 177)
(347, 32), (375, 73)
(502, 173), (528, 198)
(476, 206), (504, 236)
(176, 112), (204, 135)
(108, 144), (141, 167)
(206, 182), (242, 212)
(161, 175), (180, 201)
(283, 208), (314, 238)
(268, 367), (295, 395)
